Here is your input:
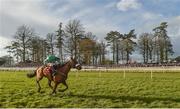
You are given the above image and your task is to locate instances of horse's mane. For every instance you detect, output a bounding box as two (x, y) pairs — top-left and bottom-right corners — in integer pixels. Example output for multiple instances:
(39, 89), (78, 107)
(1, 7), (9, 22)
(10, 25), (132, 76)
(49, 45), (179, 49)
(57, 60), (71, 68)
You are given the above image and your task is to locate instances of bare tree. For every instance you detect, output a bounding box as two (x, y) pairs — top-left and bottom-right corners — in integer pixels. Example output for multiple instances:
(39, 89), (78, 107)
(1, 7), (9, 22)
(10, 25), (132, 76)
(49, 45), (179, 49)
(13, 25), (35, 62)
(123, 29), (137, 64)
(105, 31), (122, 64)
(153, 22), (174, 63)
(65, 19), (84, 58)
(138, 33), (153, 63)
(56, 22), (64, 60)
(46, 33), (56, 55)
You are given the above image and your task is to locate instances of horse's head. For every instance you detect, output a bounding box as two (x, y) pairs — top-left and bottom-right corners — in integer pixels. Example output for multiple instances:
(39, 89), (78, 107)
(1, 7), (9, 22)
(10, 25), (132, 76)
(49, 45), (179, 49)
(69, 57), (82, 70)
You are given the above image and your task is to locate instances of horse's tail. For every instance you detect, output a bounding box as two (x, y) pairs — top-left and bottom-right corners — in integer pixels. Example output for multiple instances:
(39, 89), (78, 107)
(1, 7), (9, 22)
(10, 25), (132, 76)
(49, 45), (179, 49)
(27, 70), (36, 78)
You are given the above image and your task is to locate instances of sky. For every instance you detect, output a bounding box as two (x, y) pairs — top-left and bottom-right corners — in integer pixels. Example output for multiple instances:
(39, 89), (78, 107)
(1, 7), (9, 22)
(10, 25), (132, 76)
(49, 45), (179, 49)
(0, 0), (180, 61)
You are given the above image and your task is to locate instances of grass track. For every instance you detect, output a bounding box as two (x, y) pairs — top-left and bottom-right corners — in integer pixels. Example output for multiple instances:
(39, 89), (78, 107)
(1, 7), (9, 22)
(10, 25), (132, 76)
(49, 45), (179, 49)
(1, 70), (180, 108)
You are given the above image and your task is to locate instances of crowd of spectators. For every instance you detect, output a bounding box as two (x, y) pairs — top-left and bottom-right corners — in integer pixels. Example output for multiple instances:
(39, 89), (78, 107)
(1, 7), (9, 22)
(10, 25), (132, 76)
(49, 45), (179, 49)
(86, 62), (180, 69)
(1, 61), (180, 68)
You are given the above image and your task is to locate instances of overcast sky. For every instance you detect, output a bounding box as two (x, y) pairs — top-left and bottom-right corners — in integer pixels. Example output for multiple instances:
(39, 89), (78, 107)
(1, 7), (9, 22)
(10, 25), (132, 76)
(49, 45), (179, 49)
(0, 0), (180, 60)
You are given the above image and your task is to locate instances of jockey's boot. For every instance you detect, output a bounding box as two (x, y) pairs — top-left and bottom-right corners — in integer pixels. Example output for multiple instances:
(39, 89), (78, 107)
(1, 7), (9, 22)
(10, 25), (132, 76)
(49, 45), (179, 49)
(52, 69), (57, 76)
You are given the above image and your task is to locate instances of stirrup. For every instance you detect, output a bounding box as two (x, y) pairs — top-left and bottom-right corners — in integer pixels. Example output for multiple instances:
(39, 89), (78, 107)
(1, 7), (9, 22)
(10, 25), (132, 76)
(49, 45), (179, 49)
(52, 71), (57, 76)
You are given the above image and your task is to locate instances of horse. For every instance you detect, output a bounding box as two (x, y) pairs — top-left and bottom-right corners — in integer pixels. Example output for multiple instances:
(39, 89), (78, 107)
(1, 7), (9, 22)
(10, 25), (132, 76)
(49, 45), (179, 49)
(27, 57), (82, 94)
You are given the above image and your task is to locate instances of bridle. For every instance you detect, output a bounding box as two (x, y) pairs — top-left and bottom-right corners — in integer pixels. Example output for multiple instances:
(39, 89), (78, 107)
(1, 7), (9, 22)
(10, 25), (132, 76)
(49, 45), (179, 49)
(69, 59), (76, 68)
(69, 58), (81, 69)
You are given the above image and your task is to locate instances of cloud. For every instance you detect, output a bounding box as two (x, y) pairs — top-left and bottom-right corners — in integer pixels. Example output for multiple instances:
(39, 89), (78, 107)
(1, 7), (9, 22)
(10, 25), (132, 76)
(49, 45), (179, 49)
(0, 36), (12, 48)
(84, 18), (121, 40)
(0, 0), (61, 37)
(167, 16), (180, 56)
(116, 0), (142, 11)
(142, 12), (163, 20)
(0, 36), (12, 56)
(71, 8), (94, 19)
(104, 2), (117, 9)
(0, 0), (62, 57)
(168, 16), (180, 38)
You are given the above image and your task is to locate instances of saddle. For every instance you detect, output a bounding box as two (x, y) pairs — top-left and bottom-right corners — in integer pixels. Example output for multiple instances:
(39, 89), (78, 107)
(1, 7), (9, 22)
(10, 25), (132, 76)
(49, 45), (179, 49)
(43, 65), (66, 78)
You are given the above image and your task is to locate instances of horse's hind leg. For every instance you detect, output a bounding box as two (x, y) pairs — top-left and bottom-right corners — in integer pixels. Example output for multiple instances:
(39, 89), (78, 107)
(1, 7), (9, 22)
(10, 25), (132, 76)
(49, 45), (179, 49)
(59, 81), (68, 92)
(36, 80), (41, 92)
(36, 77), (43, 92)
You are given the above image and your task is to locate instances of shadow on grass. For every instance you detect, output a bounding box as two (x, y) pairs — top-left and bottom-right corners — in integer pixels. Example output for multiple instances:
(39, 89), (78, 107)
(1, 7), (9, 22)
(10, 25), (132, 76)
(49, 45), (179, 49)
(1, 80), (25, 82)
(69, 93), (180, 103)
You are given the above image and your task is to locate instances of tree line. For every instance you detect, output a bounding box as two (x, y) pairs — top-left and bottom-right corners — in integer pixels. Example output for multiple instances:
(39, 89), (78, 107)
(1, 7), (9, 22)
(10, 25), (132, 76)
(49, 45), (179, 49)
(4, 19), (174, 65)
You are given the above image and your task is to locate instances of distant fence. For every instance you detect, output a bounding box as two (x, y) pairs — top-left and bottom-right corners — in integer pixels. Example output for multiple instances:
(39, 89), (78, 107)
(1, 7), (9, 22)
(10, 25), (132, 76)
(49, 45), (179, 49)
(0, 66), (180, 72)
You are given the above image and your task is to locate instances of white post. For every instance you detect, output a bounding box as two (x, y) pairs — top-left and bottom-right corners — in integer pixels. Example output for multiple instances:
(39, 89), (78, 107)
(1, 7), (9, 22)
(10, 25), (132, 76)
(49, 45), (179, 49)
(162, 66), (165, 73)
(123, 68), (126, 78)
(151, 69), (153, 79)
(92, 78), (95, 90)
(99, 68), (101, 77)
(76, 70), (78, 78)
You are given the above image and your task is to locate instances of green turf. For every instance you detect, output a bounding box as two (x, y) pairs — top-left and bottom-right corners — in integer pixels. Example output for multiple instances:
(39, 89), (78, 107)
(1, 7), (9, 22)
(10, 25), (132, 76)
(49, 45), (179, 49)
(0, 70), (180, 108)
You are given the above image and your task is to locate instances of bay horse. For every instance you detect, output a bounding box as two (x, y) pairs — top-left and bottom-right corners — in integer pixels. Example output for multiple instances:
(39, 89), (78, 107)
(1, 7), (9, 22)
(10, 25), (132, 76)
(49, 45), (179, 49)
(27, 57), (82, 94)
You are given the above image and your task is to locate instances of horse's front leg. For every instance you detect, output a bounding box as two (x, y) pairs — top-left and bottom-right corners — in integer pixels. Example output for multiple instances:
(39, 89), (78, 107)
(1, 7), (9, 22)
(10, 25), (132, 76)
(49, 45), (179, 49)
(59, 81), (68, 92)
(48, 80), (53, 89)
(52, 82), (58, 94)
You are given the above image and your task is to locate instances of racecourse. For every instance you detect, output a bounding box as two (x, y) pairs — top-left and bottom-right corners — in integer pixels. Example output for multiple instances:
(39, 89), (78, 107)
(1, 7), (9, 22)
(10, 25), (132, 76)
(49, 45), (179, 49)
(0, 69), (180, 108)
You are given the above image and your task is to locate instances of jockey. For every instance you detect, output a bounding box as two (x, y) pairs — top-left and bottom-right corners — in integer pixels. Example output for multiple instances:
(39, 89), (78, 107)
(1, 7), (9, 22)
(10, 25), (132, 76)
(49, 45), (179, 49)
(44, 55), (62, 76)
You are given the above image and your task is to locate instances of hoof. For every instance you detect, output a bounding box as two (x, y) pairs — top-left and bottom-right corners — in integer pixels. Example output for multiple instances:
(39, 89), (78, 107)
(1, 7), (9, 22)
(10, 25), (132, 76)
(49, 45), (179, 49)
(51, 91), (56, 95)
(58, 90), (65, 92)
(50, 93), (55, 95)
(58, 89), (67, 92)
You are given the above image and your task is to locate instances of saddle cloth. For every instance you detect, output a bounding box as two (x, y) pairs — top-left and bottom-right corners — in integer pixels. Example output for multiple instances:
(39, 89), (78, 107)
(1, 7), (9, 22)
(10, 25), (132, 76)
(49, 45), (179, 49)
(44, 66), (52, 75)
